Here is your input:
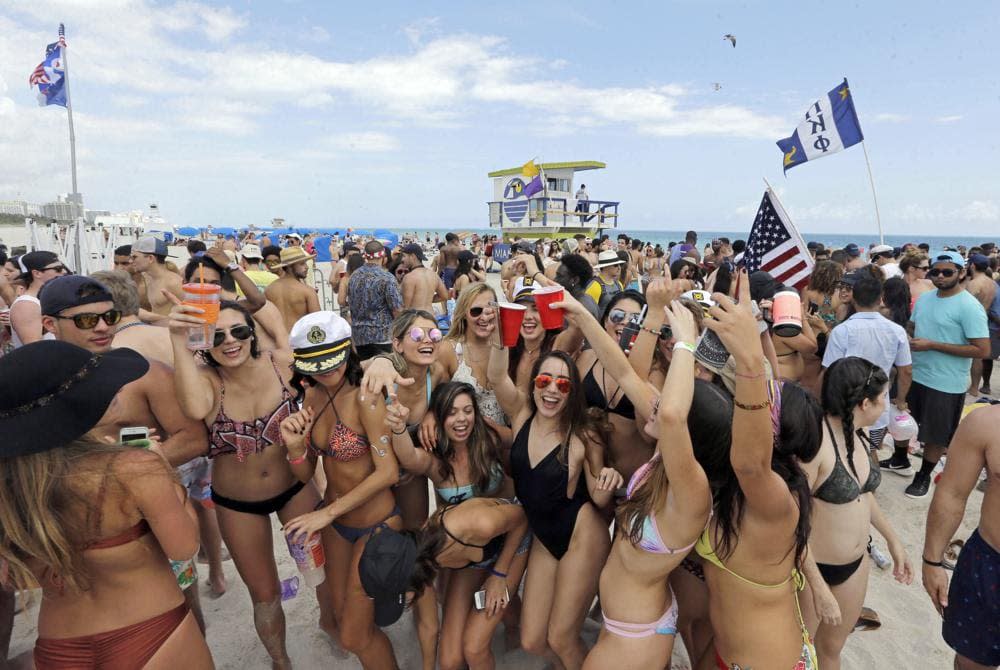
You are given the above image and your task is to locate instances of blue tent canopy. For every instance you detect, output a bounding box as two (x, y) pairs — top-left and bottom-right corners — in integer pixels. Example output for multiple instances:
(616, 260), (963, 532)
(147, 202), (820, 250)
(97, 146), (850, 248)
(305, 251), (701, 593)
(213, 227), (236, 237)
(175, 226), (200, 237)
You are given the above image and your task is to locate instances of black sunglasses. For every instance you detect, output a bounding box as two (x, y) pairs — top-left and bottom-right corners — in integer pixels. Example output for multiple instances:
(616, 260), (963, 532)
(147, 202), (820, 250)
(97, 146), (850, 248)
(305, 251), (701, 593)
(53, 309), (122, 330)
(43, 264), (68, 274)
(213, 324), (253, 347)
(928, 268), (957, 278)
(468, 306), (493, 318)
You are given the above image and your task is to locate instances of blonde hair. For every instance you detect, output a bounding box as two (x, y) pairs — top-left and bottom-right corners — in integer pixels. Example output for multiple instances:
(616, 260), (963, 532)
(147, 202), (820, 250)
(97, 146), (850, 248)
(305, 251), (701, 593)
(0, 439), (161, 595)
(445, 282), (496, 343)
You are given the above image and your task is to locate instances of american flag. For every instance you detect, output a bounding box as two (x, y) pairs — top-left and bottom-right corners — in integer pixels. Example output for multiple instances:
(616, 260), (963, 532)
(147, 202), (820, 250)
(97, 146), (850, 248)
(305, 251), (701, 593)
(742, 190), (813, 291)
(28, 25), (66, 86)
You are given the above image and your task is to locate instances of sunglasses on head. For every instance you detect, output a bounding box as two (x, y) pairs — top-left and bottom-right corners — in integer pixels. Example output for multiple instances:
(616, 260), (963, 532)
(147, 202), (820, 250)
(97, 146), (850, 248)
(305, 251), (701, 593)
(608, 308), (641, 325)
(53, 308), (122, 329)
(928, 268), (957, 278)
(534, 373), (571, 394)
(213, 324), (253, 347)
(468, 306), (493, 318)
(408, 326), (442, 343)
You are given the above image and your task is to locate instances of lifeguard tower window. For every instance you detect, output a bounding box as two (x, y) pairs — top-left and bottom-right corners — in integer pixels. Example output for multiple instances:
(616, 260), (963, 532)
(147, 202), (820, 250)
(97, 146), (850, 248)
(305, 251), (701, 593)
(546, 178), (571, 192)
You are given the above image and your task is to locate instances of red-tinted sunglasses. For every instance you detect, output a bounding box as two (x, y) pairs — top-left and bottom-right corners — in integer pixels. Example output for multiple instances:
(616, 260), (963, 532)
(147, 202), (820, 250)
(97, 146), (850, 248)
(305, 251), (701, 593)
(534, 373), (571, 394)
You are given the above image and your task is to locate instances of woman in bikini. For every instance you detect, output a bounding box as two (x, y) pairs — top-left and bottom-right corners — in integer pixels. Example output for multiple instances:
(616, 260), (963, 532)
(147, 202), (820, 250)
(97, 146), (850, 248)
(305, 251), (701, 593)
(487, 345), (622, 669)
(900, 252), (933, 308)
(693, 270), (823, 670)
(0, 341), (212, 669)
(800, 357), (913, 669)
(569, 289), (656, 482)
(387, 381), (526, 670)
(583, 302), (721, 670)
(167, 298), (323, 669)
(280, 311), (400, 670)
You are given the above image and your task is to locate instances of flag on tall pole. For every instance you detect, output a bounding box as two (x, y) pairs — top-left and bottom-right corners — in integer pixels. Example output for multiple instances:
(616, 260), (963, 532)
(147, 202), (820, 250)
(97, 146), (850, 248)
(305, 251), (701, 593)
(29, 24), (68, 107)
(742, 187), (813, 291)
(776, 79), (864, 174)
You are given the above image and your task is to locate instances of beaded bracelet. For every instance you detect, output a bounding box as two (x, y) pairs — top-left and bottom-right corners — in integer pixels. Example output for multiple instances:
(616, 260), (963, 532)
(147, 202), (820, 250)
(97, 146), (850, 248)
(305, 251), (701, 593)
(733, 398), (770, 411)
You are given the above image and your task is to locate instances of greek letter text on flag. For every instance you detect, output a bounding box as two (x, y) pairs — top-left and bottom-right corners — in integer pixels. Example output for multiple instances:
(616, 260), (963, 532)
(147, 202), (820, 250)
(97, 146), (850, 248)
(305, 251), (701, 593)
(776, 79), (864, 173)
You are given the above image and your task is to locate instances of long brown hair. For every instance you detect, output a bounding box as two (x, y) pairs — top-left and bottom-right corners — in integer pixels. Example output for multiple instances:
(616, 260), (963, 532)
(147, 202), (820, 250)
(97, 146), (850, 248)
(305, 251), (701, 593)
(0, 439), (162, 594)
(431, 382), (503, 495)
(526, 351), (587, 465)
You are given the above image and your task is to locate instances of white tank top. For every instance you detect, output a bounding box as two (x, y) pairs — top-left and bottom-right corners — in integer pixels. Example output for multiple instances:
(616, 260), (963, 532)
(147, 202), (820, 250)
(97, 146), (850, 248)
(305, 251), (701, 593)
(10, 295), (54, 349)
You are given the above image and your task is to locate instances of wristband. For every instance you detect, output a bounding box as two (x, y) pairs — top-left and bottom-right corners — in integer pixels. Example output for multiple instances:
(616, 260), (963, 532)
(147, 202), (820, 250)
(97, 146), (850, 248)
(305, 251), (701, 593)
(922, 556), (944, 567)
(673, 341), (696, 354)
(489, 568), (507, 579)
(733, 398), (770, 411)
(391, 428), (407, 436)
(286, 450), (308, 465)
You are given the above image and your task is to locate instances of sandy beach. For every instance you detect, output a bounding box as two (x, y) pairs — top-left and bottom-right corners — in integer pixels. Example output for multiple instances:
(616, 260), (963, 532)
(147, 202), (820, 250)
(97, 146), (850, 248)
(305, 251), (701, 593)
(5, 239), (985, 669)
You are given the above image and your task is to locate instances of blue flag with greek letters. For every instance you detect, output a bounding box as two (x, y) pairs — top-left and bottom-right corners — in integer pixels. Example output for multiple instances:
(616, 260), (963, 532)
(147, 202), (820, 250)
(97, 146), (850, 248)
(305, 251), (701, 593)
(777, 79), (864, 173)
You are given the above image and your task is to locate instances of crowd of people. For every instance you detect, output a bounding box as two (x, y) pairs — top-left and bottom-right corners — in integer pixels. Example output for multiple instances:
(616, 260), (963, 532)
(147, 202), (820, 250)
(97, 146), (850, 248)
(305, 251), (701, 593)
(0, 227), (995, 670)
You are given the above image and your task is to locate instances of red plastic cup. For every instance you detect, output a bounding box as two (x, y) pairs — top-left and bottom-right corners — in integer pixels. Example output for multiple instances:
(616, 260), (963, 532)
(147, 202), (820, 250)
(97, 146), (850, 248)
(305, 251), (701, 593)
(497, 302), (527, 347)
(533, 286), (565, 330)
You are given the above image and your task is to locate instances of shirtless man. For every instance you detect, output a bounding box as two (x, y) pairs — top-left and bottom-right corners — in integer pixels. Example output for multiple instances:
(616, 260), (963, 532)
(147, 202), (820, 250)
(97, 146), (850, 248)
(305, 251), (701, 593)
(922, 404), (1000, 670)
(399, 243), (448, 313)
(264, 246), (320, 332)
(964, 254), (996, 394)
(438, 232), (462, 290)
(113, 244), (151, 311)
(91, 270), (173, 365)
(39, 275), (222, 612)
(131, 236), (183, 317)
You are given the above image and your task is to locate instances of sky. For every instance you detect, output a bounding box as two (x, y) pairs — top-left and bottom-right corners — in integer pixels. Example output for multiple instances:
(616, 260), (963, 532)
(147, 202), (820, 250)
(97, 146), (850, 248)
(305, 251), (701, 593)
(0, 1), (997, 236)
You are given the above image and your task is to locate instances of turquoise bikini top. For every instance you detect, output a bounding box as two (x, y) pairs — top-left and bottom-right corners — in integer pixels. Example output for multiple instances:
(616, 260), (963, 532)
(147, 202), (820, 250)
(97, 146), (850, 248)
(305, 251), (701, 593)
(436, 463), (504, 504)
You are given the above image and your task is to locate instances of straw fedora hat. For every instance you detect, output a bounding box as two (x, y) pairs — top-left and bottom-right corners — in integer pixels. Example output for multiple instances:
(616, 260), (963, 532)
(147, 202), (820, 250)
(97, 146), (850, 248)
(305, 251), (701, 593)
(275, 246), (315, 268)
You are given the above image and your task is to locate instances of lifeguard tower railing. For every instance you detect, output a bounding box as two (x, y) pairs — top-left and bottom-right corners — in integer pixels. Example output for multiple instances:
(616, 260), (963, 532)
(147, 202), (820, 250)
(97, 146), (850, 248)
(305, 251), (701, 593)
(488, 197), (620, 229)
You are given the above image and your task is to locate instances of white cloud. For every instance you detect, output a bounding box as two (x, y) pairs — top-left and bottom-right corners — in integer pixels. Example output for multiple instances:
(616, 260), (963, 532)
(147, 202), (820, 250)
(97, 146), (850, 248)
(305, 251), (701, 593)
(110, 94), (148, 108)
(326, 132), (400, 152)
(958, 200), (999, 222)
(936, 115), (963, 124)
(873, 112), (909, 123)
(403, 17), (441, 45)
(158, 2), (247, 41)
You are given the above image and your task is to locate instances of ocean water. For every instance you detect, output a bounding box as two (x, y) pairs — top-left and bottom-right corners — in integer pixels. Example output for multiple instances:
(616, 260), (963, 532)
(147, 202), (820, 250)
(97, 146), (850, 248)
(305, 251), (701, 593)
(399, 227), (992, 257)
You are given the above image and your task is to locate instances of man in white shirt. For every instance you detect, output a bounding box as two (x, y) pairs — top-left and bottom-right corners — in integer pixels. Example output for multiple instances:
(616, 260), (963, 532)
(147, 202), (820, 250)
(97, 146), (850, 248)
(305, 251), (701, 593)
(870, 244), (902, 278)
(574, 184), (589, 219)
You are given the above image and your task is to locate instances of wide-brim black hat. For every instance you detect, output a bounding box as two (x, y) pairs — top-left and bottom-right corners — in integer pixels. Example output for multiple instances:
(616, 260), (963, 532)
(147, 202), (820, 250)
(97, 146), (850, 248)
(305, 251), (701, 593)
(0, 341), (150, 457)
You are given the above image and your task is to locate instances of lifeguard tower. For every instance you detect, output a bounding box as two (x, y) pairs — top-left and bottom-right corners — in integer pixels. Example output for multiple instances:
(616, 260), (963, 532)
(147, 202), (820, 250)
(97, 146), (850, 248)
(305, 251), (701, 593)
(487, 161), (619, 241)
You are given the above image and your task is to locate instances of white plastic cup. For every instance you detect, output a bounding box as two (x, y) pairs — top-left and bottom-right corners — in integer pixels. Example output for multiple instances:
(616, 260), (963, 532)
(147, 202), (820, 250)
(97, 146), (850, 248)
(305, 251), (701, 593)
(286, 532), (326, 588)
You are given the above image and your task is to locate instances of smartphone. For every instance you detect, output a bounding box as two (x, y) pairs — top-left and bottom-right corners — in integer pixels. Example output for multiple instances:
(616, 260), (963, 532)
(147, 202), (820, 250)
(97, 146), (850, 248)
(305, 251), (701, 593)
(474, 585), (509, 610)
(118, 426), (149, 445)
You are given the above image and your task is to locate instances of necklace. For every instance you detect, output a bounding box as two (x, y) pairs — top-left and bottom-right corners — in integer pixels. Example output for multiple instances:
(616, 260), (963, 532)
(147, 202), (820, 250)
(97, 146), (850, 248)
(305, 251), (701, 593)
(115, 321), (149, 332)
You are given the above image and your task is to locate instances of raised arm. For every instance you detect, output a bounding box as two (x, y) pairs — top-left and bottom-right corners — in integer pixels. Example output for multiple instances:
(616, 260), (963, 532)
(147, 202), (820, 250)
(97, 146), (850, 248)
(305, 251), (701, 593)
(163, 290), (217, 420)
(705, 273), (797, 523)
(487, 343), (528, 421)
(628, 279), (678, 384)
(385, 393), (438, 479)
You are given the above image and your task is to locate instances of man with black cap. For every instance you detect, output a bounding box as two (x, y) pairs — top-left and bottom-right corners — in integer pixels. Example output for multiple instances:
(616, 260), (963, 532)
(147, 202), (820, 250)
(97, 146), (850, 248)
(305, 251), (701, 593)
(400, 243), (448, 313)
(842, 243), (866, 270)
(881, 251), (990, 498)
(131, 236), (184, 317)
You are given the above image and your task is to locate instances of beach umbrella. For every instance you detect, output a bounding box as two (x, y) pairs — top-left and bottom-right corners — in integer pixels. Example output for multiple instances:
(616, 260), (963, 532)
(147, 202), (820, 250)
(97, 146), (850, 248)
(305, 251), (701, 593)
(176, 226), (200, 237)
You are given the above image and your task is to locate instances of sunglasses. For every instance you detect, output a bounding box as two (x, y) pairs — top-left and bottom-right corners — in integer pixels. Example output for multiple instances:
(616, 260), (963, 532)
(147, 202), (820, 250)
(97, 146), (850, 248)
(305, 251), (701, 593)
(43, 264), (67, 273)
(916, 265), (930, 271)
(213, 324), (253, 347)
(408, 326), (442, 343)
(468, 306), (494, 318)
(608, 309), (642, 325)
(928, 268), (957, 278)
(534, 373), (571, 394)
(53, 308), (122, 329)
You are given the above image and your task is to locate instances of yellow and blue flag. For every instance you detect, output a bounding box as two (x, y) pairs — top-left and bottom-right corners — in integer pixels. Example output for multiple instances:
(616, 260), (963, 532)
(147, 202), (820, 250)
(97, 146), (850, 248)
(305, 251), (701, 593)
(521, 159), (543, 197)
(777, 79), (863, 173)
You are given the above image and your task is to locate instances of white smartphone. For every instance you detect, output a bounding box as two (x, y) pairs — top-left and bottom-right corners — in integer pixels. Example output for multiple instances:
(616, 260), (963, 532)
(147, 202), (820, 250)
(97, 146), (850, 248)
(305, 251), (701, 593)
(474, 585), (509, 610)
(118, 426), (149, 444)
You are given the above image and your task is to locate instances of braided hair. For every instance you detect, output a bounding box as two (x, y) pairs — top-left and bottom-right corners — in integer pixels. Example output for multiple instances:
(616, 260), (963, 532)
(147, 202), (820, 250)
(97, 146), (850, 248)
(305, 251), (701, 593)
(821, 357), (889, 479)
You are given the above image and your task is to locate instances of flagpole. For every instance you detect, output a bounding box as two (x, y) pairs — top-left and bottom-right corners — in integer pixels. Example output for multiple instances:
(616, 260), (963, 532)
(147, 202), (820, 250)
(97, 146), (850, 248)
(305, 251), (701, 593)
(762, 177), (815, 272)
(861, 141), (883, 245)
(61, 27), (78, 197)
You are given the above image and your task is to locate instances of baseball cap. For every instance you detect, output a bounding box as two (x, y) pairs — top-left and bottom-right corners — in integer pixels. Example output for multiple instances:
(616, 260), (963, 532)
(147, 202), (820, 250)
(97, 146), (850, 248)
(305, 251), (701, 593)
(343, 241), (359, 254)
(240, 243), (263, 260)
(843, 243), (861, 258)
(289, 311), (352, 375)
(932, 251), (965, 268)
(400, 243), (426, 261)
(969, 253), (989, 270)
(458, 250), (476, 263)
(870, 244), (893, 256)
(561, 238), (579, 254)
(133, 236), (170, 258)
(839, 270), (865, 287)
(512, 241), (535, 254)
(39, 275), (114, 316)
(359, 528), (417, 627)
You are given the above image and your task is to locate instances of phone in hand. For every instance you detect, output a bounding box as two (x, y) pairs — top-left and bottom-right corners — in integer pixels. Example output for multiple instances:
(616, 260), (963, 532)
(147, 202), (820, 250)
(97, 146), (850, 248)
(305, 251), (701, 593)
(474, 585), (509, 610)
(118, 426), (149, 446)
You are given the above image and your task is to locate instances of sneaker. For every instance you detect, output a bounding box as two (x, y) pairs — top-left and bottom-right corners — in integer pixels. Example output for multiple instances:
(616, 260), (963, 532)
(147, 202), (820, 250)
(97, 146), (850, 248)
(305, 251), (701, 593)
(905, 473), (931, 499)
(879, 457), (913, 476)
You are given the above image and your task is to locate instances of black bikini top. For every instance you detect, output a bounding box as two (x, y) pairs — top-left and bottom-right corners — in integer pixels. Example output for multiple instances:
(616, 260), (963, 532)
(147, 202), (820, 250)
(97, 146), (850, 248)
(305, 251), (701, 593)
(441, 504), (505, 568)
(814, 418), (881, 505)
(582, 360), (635, 420)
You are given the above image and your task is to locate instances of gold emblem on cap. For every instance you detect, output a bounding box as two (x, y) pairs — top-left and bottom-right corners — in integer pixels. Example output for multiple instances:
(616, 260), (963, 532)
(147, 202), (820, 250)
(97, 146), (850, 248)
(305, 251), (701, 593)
(307, 326), (326, 344)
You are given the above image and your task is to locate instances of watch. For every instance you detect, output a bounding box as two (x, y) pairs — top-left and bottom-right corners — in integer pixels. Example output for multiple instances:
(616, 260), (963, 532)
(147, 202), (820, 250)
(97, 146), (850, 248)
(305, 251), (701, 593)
(226, 262), (240, 273)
